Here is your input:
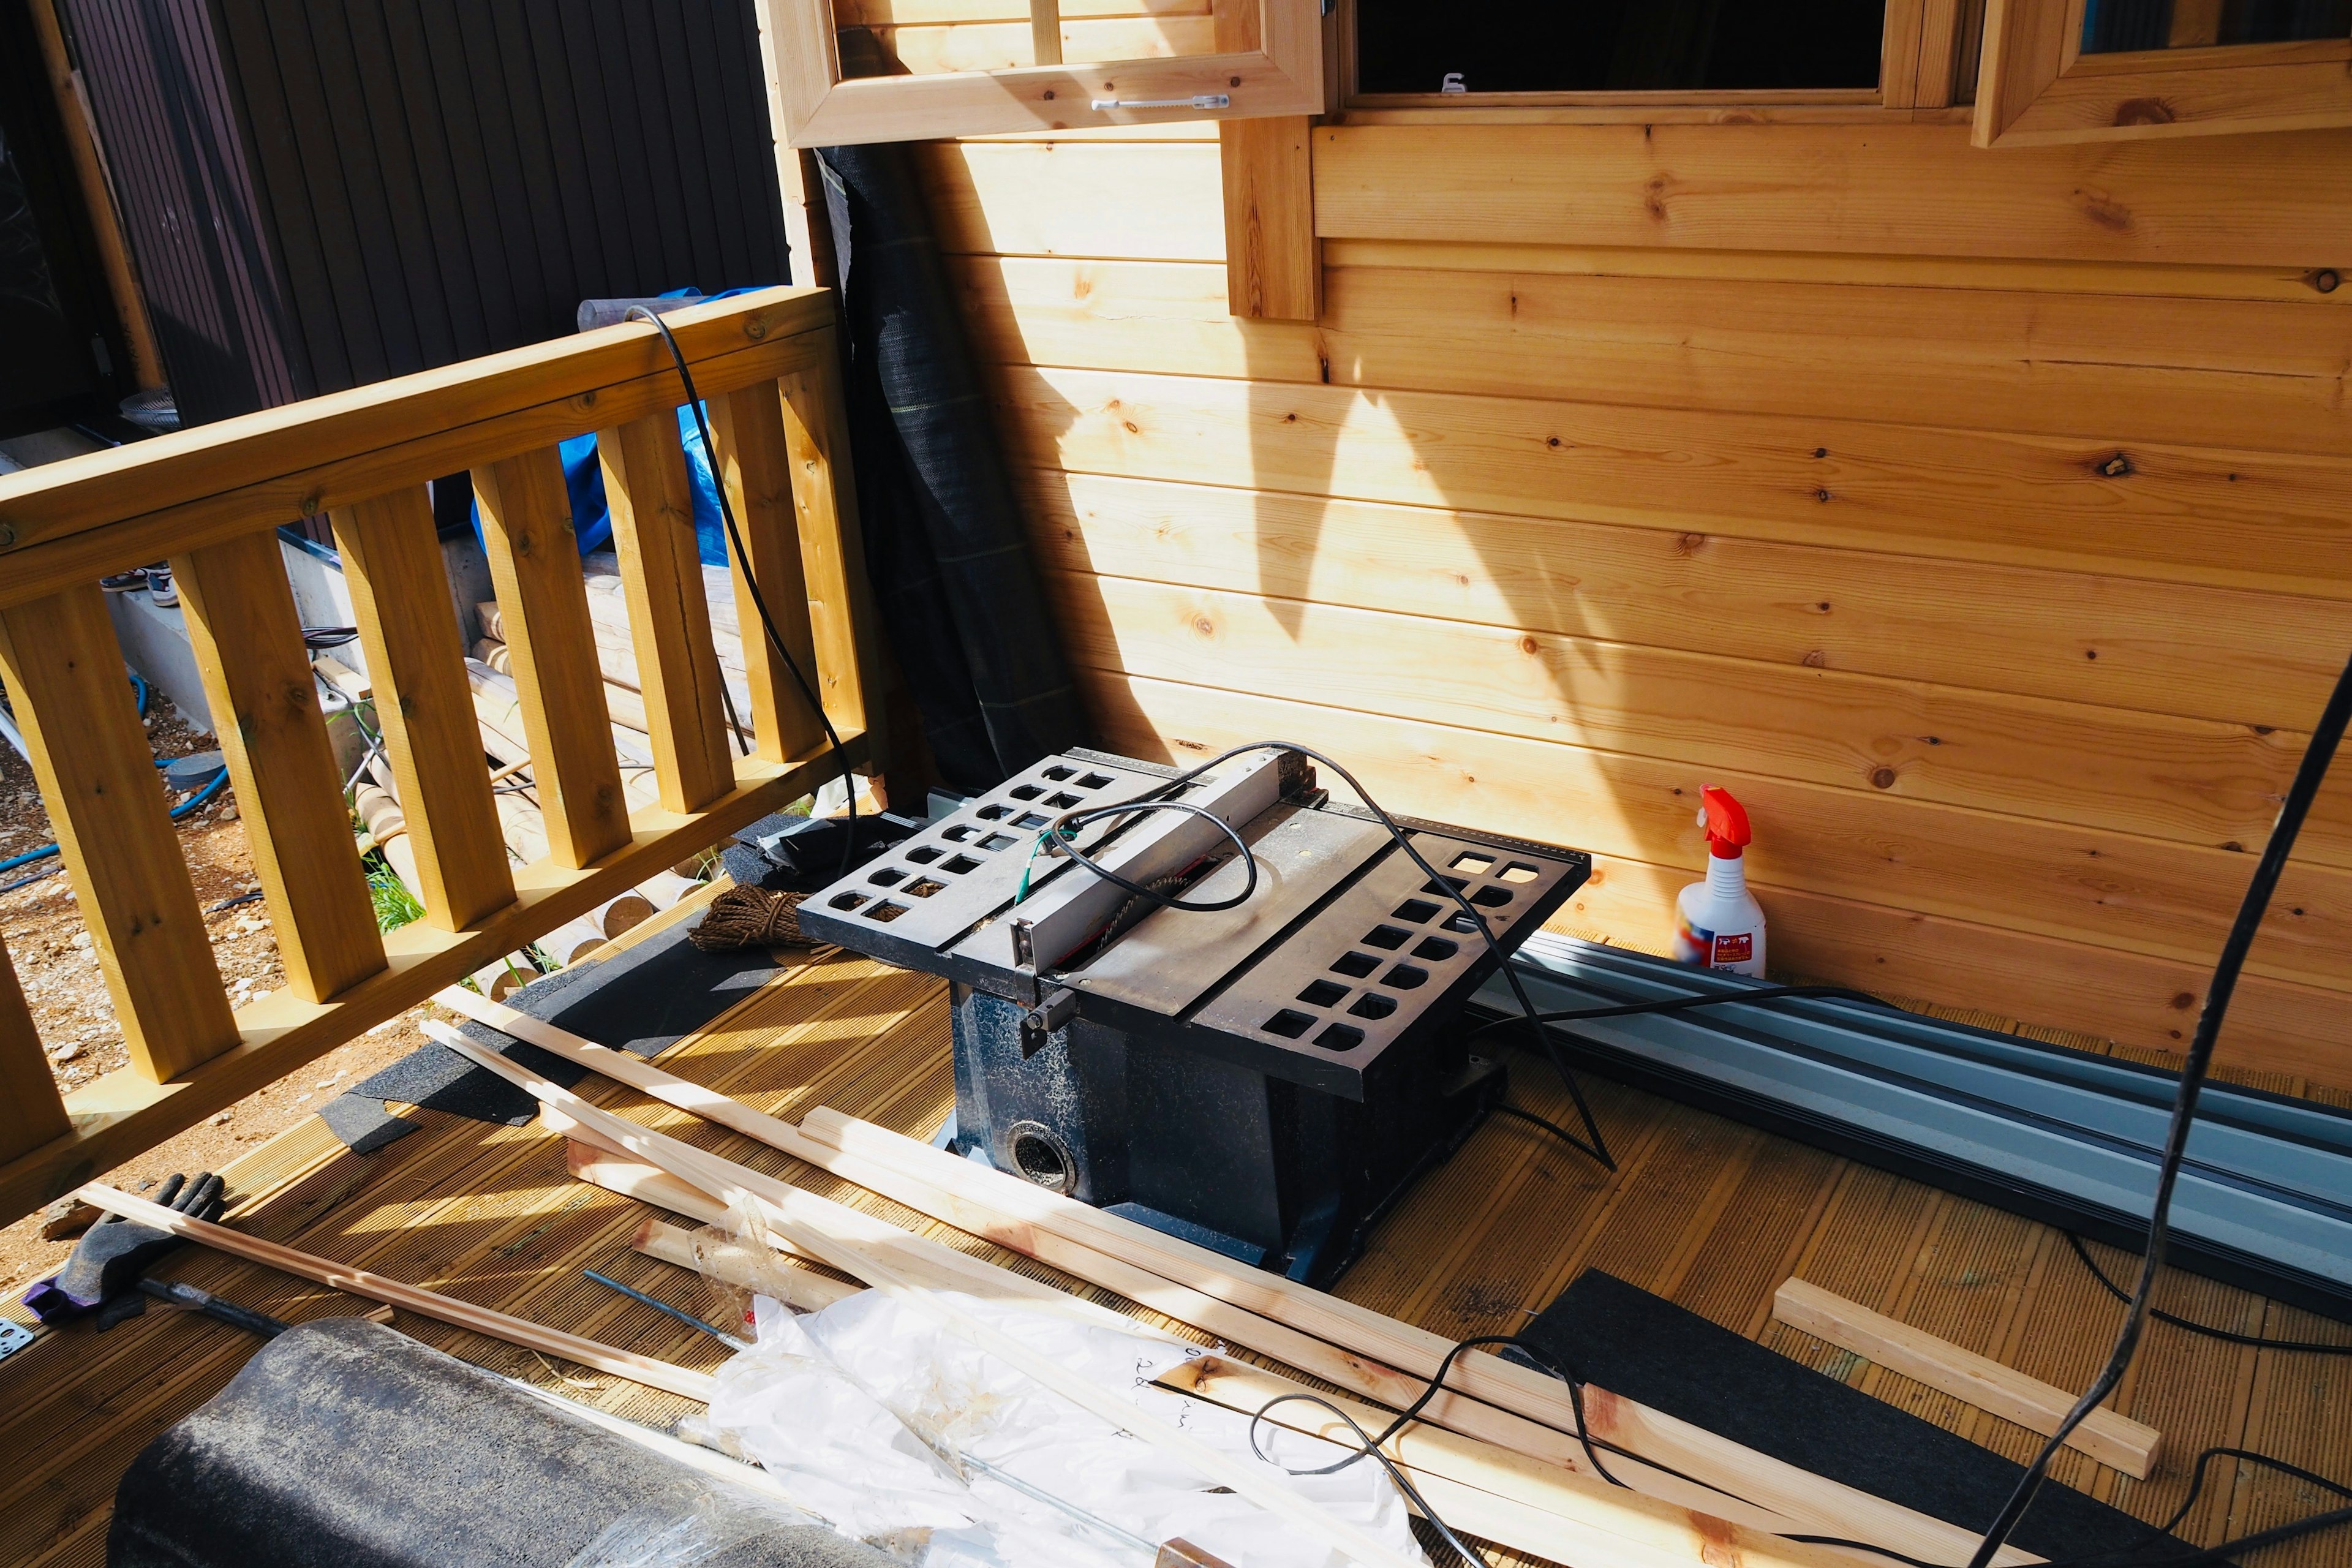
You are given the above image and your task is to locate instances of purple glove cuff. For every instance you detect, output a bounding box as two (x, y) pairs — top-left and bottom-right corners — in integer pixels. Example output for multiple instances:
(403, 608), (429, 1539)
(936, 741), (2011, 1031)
(21, 1273), (95, 1324)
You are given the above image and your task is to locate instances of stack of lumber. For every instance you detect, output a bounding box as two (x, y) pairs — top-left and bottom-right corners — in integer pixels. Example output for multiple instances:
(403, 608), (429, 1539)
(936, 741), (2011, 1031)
(431, 992), (2045, 1568)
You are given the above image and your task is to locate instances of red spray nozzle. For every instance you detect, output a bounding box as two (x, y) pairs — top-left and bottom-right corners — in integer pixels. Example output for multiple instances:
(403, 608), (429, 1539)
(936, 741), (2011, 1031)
(1698, 785), (1751, 858)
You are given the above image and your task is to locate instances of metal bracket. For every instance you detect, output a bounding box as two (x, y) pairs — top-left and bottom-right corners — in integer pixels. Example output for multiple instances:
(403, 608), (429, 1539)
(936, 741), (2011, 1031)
(0, 1317), (36, 1363)
(1089, 94), (1230, 110)
(1020, 986), (1079, 1057)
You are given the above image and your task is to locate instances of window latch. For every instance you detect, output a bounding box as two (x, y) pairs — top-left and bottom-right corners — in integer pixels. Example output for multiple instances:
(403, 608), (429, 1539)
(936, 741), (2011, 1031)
(1088, 94), (1230, 110)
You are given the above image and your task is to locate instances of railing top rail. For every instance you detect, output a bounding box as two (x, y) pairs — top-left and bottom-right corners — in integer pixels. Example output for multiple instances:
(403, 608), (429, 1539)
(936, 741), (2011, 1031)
(0, 287), (836, 611)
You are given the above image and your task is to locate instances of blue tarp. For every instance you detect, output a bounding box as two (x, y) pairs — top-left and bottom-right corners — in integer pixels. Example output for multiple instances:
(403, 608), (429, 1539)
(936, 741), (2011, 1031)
(474, 287), (769, 565)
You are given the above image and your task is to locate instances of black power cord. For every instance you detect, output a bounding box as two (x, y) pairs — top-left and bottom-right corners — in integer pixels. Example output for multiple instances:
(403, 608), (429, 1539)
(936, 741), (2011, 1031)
(1460, 982), (1890, 1044)
(1034, 741), (1614, 1170)
(1957, 643), (2352, 1568)
(2063, 1232), (2352, 1355)
(624, 305), (858, 879)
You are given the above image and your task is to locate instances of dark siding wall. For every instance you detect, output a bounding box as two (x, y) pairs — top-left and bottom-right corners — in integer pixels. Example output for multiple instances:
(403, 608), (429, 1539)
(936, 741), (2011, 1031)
(59, 0), (791, 425)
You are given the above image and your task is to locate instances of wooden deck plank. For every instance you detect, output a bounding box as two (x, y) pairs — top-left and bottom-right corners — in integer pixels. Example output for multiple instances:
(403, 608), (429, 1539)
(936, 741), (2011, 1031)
(8, 946), (2352, 1562)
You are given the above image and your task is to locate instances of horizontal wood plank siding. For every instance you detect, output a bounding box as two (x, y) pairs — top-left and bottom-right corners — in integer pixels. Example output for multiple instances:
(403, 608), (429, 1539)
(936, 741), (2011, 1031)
(916, 120), (2352, 1085)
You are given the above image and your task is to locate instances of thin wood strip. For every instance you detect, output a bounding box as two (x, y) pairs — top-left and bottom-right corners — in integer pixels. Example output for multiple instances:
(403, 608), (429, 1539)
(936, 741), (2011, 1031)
(431, 1031), (1423, 1568)
(631, 1216), (862, 1311)
(445, 993), (2026, 1564)
(74, 1183), (714, 1401)
(331, 487), (516, 930)
(173, 529), (386, 1001)
(1029, 0), (1062, 64)
(0, 586), (236, 1082)
(708, 383), (824, 764)
(1774, 1278), (2161, 1478)
(474, 448), (632, 867)
(0, 940), (68, 1164)
(598, 413), (734, 813)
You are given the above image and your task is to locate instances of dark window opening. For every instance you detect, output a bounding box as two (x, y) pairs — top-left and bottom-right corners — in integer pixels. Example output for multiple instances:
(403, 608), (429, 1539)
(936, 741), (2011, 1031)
(1355, 0), (1888, 94)
(2081, 0), (2352, 51)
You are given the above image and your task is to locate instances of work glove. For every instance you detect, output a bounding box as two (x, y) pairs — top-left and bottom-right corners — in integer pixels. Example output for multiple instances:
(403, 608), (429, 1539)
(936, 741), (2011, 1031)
(21, 1172), (225, 1326)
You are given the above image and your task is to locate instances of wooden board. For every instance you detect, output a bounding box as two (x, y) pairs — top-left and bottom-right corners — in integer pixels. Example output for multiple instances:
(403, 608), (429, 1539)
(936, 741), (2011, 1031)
(1310, 123), (2352, 266)
(174, 529), (386, 1003)
(0, 940), (68, 1166)
(990, 362), (2352, 600)
(0, 586), (237, 1084)
(710, 383), (826, 764)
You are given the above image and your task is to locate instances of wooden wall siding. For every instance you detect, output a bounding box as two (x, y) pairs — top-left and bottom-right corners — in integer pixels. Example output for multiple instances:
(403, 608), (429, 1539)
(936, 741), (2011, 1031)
(915, 118), (2352, 1082)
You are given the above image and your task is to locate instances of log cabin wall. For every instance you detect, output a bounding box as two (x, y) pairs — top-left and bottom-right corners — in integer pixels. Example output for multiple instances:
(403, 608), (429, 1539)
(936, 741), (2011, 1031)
(890, 65), (2352, 1084)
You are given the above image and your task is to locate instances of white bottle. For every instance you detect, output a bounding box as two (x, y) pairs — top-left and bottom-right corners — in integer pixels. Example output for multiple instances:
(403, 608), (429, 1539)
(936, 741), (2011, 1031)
(1672, 785), (1766, 977)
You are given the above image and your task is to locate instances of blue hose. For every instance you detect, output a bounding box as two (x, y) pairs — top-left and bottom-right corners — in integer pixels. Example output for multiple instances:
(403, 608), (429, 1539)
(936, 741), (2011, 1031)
(0, 755), (225, 879)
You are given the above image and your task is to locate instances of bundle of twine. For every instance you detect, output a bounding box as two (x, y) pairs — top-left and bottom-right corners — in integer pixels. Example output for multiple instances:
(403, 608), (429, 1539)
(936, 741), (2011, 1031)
(689, 887), (815, 951)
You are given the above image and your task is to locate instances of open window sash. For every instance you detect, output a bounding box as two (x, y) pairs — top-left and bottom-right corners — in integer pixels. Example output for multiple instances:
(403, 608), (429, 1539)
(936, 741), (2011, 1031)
(1977, 0), (2352, 145)
(771, 0), (1324, 146)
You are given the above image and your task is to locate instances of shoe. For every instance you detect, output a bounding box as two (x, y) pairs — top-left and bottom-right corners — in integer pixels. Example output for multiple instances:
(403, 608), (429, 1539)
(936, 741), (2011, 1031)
(147, 566), (176, 607)
(99, 569), (148, 593)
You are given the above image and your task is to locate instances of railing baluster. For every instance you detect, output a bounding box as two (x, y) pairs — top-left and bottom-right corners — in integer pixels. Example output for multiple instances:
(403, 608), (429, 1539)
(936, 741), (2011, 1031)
(777, 341), (877, 747)
(331, 487), (516, 929)
(175, 530), (387, 1001)
(473, 449), (631, 867)
(0, 938), (69, 1166)
(598, 414), (733, 812)
(709, 384), (824, 763)
(0, 586), (238, 1082)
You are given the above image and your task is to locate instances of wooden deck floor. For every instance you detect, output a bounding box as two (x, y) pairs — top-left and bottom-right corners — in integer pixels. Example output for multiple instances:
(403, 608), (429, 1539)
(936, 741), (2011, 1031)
(5, 942), (2350, 1566)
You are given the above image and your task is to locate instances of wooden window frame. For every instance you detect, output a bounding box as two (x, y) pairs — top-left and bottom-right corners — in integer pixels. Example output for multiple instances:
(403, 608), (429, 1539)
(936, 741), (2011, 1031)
(1975, 0), (2352, 145)
(1335, 0), (1978, 121)
(770, 0), (1324, 145)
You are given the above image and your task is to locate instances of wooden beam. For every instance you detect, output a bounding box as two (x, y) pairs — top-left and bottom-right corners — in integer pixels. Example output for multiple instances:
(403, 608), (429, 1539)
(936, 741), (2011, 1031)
(75, 1183), (714, 1400)
(597, 415), (734, 812)
(1029, 0), (1063, 64)
(0, 737), (858, 1226)
(0, 940), (69, 1166)
(709, 383), (825, 764)
(777, 343), (879, 747)
(0, 586), (236, 1082)
(331, 488), (516, 930)
(1773, 1278), (2162, 1478)
(597, 1154), (1891, 1568)
(173, 529), (385, 1002)
(1218, 118), (1319, 320)
(473, 449), (632, 868)
(460, 995), (2027, 1565)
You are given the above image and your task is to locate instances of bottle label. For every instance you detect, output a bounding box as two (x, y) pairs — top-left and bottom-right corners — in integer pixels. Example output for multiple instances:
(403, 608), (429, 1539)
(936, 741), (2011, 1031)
(1711, 932), (1754, 966)
(1673, 912), (1712, 967)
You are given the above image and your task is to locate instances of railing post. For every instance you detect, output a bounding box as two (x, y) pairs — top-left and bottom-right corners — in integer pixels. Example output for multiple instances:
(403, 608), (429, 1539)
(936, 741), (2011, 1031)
(473, 449), (631, 867)
(709, 384), (824, 764)
(0, 938), (69, 1166)
(175, 529), (386, 1001)
(598, 414), (734, 812)
(777, 332), (878, 749)
(0, 586), (237, 1082)
(331, 487), (516, 930)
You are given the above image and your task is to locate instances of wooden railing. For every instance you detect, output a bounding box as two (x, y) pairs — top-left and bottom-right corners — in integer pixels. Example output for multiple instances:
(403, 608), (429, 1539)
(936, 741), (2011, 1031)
(0, 288), (876, 1224)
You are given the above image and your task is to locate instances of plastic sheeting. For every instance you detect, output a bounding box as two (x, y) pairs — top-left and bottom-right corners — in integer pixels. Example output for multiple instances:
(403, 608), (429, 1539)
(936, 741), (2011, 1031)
(709, 1291), (1428, 1568)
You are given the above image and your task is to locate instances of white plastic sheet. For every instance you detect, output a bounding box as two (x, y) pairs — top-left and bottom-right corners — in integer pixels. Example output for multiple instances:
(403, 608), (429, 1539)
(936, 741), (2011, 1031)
(707, 1289), (1430, 1568)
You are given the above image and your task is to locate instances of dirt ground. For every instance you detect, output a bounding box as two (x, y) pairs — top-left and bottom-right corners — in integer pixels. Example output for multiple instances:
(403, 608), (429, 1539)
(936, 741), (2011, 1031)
(0, 691), (431, 1303)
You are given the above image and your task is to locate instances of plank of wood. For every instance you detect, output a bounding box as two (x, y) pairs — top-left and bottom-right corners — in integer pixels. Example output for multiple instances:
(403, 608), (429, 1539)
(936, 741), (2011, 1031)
(0, 586), (236, 1082)
(0, 290), (835, 604)
(0, 737), (860, 1227)
(1028, 0), (1061, 63)
(994, 361), (2352, 600)
(631, 1216), (863, 1311)
(919, 141), (1227, 260)
(74, 1183), (714, 1400)
(474, 448), (633, 867)
(1912, 0), (1967, 108)
(954, 254), (2352, 455)
(173, 529), (386, 1002)
(875, 14), (1214, 72)
(1021, 469), (2352, 734)
(1881, 0), (1929, 111)
(839, 0), (1209, 21)
(1217, 118), (1319, 320)
(1047, 571), (2350, 870)
(778, 339), (879, 748)
(331, 487), (516, 929)
(1083, 669), (2352, 1081)
(597, 414), (734, 812)
(1774, 1278), (2162, 1477)
(1309, 123), (2352, 266)
(709, 383), (825, 763)
(0, 941), (68, 1166)
(432, 1034), (1425, 1568)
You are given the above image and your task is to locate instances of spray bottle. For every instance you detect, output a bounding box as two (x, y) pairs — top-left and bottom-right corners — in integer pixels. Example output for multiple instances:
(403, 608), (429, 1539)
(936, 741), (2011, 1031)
(1672, 785), (1766, 976)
